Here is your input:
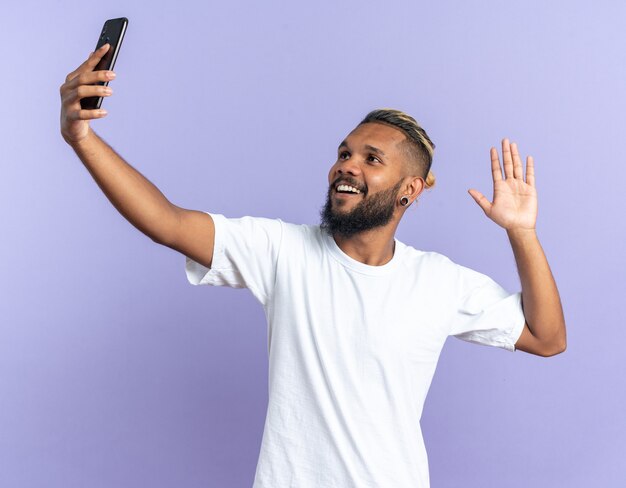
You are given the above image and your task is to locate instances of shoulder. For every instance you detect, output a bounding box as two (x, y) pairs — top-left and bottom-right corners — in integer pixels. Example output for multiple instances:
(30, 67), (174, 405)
(211, 213), (281, 227)
(273, 220), (321, 240)
(211, 214), (323, 244)
(400, 242), (457, 269)
(400, 242), (485, 275)
(404, 246), (497, 291)
(210, 213), (284, 235)
(397, 244), (474, 289)
(279, 222), (327, 254)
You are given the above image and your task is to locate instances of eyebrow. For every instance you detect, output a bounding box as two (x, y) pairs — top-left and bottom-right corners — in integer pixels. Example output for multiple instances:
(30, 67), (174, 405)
(337, 140), (386, 156)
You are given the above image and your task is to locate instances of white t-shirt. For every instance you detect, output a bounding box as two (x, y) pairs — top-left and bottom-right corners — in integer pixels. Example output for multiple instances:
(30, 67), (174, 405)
(185, 213), (526, 488)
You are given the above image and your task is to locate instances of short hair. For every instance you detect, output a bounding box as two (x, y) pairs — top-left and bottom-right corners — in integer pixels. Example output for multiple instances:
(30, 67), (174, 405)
(359, 108), (436, 189)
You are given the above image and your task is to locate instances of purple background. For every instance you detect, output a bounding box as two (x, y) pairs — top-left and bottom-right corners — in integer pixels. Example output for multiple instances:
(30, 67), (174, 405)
(2, 0), (625, 486)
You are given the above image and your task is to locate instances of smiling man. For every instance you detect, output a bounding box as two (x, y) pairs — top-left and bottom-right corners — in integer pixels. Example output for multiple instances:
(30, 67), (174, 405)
(60, 46), (566, 488)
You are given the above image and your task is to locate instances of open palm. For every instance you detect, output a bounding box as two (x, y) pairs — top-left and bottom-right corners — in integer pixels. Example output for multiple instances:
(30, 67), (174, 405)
(468, 138), (537, 231)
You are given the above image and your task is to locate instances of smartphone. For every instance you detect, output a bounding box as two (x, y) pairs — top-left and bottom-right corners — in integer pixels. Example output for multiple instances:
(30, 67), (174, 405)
(80, 17), (128, 110)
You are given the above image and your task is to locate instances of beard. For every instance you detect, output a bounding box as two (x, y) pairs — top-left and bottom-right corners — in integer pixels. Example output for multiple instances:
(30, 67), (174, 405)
(320, 178), (404, 237)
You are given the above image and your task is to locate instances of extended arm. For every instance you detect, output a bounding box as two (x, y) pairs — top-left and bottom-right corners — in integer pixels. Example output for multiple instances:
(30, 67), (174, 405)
(60, 44), (215, 268)
(468, 139), (566, 357)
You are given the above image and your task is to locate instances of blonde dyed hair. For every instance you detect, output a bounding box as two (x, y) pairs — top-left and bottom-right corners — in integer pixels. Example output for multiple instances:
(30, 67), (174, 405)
(359, 108), (436, 189)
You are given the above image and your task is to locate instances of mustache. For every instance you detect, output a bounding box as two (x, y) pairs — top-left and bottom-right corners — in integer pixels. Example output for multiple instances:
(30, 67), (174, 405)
(330, 176), (367, 194)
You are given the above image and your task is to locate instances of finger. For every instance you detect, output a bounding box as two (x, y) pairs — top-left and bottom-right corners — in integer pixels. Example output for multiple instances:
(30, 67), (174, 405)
(62, 84), (112, 105)
(65, 43), (111, 83)
(490, 147), (503, 182)
(67, 108), (108, 121)
(62, 69), (115, 94)
(501, 138), (513, 178)
(468, 189), (492, 215)
(511, 142), (524, 180)
(79, 43), (110, 72)
(526, 155), (535, 187)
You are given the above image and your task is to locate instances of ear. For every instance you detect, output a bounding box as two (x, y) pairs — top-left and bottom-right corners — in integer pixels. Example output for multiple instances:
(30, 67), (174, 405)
(403, 176), (425, 203)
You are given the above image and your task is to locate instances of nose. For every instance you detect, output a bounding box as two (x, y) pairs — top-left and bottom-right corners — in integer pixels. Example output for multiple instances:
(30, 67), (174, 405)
(336, 157), (362, 177)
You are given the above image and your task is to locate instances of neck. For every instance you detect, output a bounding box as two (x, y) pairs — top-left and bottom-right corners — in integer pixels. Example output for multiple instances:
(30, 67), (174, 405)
(331, 222), (399, 266)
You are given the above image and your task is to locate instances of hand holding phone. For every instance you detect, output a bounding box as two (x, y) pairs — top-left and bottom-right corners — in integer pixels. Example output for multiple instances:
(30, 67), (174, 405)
(59, 18), (128, 145)
(81, 17), (128, 110)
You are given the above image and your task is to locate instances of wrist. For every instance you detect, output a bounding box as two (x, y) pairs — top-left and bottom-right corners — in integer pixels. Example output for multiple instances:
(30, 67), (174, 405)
(66, 127), (96, 152)
(506, 227), (537, 241)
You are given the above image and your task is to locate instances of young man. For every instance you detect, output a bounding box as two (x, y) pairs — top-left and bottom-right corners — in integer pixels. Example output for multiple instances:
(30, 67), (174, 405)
(60, 44), (566, 487)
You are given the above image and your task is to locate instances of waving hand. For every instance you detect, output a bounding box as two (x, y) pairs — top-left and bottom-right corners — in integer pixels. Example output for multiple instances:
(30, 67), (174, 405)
(468, 138), (537, 232)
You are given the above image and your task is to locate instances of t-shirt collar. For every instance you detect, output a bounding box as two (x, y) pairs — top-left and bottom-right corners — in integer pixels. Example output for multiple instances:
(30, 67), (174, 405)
(321, 228), (406, 276)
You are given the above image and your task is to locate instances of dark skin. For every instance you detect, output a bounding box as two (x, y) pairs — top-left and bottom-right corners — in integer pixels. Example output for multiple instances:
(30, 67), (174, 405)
(327, 122), (425, 266)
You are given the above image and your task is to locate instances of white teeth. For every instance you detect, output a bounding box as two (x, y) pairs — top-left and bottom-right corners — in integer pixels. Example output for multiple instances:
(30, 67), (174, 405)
(337, 184), (361, 194)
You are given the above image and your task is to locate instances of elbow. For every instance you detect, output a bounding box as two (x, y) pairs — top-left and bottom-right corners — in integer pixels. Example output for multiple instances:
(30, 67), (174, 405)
(541, 334), (567, 357)
(533, 319), (567, 357)
(542, 342), (566, 357)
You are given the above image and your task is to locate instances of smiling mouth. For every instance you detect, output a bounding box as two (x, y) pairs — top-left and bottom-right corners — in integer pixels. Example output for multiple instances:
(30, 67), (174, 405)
(335, 184), (361, 194)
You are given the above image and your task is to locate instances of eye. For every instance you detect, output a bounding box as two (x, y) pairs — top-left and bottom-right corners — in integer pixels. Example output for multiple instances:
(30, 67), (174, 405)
(367, 154), (381, 163)
(339, 150), (350, 160)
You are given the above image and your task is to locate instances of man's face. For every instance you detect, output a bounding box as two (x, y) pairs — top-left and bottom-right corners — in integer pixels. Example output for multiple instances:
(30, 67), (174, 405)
(320, 122), (408, 237)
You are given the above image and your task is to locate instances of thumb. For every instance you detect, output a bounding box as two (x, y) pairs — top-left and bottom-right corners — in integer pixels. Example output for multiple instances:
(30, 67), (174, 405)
(468, 189), (492, 215)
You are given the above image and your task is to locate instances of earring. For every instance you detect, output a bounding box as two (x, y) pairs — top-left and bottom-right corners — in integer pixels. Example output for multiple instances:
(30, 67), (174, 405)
(400, 196), (410, 206)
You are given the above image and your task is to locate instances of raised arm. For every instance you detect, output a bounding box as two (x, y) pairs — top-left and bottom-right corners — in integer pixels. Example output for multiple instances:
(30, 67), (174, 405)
(467, 138), (566, 357)
(60, 43), (215, 268)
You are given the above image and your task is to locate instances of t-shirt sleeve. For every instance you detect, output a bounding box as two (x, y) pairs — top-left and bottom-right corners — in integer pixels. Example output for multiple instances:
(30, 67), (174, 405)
(447, 262), (526, 352)
(184, 213), (283, 306)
